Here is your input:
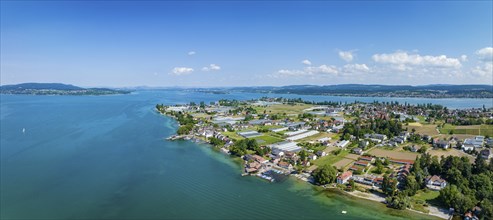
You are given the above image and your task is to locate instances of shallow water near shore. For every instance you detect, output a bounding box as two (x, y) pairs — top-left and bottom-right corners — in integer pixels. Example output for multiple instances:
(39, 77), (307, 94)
(0, 90), (464, 219)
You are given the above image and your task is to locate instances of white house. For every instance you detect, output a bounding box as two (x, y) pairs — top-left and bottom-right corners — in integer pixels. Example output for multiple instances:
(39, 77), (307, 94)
(336, 171), (353, 184)
(425, 175), (447, 190)
(336, 140), (350, 148)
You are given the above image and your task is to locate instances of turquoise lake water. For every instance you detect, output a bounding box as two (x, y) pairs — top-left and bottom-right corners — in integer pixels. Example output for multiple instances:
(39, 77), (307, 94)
(2, 90), (490, 219)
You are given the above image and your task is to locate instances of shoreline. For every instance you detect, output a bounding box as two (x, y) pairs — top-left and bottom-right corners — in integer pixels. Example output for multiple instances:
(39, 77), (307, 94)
(339, 188), (449, 219)
(160, 112), (450, 220)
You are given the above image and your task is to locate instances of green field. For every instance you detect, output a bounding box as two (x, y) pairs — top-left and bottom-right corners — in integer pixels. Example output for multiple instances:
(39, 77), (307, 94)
(254, 135), (283, 145)
(312, 150), (349, 167)
(413, 190), (440, 201)
(416, 116), (427, 123)
(439, 124), (493, 136)
(410, 190), (440, 214)
(221, 131), (244, 140)
(254, 103), (314, 115)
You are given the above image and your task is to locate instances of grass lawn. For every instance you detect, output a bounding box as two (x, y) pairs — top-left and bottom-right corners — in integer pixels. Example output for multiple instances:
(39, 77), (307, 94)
(410, 201), (429, 214)
(417, 116), (427, 123)
(312, 150), (349, 167)
(255, 135), (283, 145)
(410, 190), (441, 214)
(258, 125), (283, 130)
(369, 166), (386, 174)
(268, 132), (284, 138)
(221, 131), (244, 140)
(413, 190), (440, 201)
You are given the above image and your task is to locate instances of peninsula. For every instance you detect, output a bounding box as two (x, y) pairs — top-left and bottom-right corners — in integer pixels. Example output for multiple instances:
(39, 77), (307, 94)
(0, 83), (130, 96)
(195, 84), (493, 99)
(157, 97), (493, 219)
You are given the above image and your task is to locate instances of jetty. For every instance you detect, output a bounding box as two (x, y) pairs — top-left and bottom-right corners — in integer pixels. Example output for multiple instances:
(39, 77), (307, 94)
(166, 135), (193, 141)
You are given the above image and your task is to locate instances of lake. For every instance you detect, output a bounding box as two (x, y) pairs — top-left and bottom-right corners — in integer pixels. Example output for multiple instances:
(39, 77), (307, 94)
(2, 90), (484, 219)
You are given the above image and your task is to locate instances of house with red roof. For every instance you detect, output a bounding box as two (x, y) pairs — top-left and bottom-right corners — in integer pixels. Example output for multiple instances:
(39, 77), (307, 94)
(337, 171), (353, 184)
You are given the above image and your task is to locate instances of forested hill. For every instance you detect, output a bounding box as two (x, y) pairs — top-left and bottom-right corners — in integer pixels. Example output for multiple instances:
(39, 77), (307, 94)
(226, 84), (493, 98)
(0, 83), (130, 95)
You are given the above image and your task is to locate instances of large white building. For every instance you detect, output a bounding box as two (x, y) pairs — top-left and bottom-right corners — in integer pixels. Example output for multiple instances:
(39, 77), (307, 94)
(268, 141), (302, 152)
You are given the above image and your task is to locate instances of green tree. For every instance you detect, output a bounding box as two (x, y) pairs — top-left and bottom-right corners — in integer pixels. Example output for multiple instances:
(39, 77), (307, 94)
(479, 200), (493, 219)
(374, 159), (385, 174)
(473, 154), (488, 174)
(385, 192), (411, 210)
(470, 173), (493, 201)
(404, 175), (419, 196)
(299, 150), (308, 161)
(439, 184), (475, 214)
(312, 165), (338, 185)
(382, 174), (398, 196)
(348, 179), (355, 191)
(209, 137), (225, 147)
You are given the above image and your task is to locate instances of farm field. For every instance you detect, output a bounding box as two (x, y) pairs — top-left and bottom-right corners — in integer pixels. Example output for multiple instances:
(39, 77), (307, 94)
(254, 103), (314, 115)
(406, 123), (439, 136)
(427, 148), (475, 162)
(344, 153), (360, 160)
(439, 124), (493, 136)
(323, 146), (339, 153)
(333, 158), (355, 170)
(191, 113), (211, 119)
(437, 134), (476, 140)
(254, 135), (283, 145)
(368, 148), (419, 161)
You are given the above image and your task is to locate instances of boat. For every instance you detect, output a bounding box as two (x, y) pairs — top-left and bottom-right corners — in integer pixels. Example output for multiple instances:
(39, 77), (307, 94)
(341, 211), (347, 214)
(22, 128), (25, 133)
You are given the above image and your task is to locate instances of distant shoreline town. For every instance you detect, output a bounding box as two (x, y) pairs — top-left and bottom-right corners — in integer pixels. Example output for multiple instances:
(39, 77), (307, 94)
(2, 83), (492, 99)
(196, 84), (493, 99)
(0, 83), (130, 96)
(157, 97), (493, 219)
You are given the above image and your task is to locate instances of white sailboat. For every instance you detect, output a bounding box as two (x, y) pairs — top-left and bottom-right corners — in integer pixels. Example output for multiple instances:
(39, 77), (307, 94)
(22, 128), (26, 133)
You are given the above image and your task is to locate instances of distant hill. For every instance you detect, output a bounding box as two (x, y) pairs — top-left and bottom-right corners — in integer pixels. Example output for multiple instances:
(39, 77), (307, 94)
(0, 83), (131, 95)
(219, 84), (493, 98)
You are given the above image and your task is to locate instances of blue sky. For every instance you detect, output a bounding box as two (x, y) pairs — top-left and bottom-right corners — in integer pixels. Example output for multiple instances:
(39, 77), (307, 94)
(1, 1), (492, 87)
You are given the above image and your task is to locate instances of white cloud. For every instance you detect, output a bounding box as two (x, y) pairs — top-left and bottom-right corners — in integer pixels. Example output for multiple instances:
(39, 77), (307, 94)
(471, 62), (493, 77)
(338, 51), (354, 62)
(343, 63), (370, 73)
(170, 67), (194, 75)
(271, 49), (492, 84)
(273, 65), (338, 78)
(202, 64), (221, 71)
(301, 59), (312, 65)
(274, 69), (307, 77)
(305, 65), (338, 75)
(476, 47), (493, 61)
(188, 51), (196, 56)
(460, 55), (468, 62)
(372, 51), (462, 69)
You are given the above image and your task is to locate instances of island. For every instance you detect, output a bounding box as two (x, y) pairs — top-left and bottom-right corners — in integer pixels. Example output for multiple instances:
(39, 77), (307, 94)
(157, 97), (493, 219)
(0, 83), (131, 95)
